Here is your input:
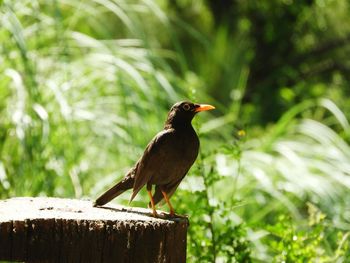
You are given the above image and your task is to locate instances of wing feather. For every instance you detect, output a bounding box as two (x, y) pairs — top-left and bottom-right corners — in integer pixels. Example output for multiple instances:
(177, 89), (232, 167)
(129, 129), (175, 202)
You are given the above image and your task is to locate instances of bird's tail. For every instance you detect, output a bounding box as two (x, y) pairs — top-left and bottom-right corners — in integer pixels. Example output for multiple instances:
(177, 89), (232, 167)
(93, 170), (135, 207)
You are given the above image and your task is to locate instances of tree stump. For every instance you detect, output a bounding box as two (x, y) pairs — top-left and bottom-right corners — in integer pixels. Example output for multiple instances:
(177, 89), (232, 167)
(0, 197), (188, 263)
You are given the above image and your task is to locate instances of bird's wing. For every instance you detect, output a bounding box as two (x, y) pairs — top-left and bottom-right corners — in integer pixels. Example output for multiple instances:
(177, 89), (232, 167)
(129, 129), (175, 202)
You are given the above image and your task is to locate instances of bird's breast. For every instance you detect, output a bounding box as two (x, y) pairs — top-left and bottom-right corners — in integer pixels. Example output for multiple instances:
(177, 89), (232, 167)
(172, 130), (199, 164)
(179, 133), (199, 159)
(148, 128), (199, 185)
(173, 129), (199, 159)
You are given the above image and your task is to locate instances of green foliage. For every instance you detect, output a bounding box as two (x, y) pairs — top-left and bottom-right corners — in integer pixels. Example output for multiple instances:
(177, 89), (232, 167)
(263, 203), (350, 263)
(1, 0), (350, 262)
(177, 156), (251, 262)
(0, 0), (189, 198)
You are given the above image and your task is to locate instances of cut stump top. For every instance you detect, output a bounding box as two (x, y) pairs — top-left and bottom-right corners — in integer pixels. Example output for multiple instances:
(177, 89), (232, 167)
(0, 197), (184, 222)
(0, 197), (188, 263)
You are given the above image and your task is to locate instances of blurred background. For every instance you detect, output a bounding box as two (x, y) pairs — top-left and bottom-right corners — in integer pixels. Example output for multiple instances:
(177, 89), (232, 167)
(1, 0), (350, 261)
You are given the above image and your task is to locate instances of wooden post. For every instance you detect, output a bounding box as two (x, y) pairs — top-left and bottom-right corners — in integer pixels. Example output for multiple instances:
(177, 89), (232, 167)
(0, 197), (188, 263)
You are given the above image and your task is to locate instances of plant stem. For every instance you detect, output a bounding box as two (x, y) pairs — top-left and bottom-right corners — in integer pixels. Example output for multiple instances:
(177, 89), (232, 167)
(199, 151), (217, 263)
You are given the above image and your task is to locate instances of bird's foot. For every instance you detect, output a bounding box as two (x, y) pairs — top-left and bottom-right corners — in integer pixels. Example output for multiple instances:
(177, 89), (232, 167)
(177, 213), (189, 218)
(151, 209), (158, 218)
(164, 211), (188, 219)
(148, 210), (188, 220)
(171, 212), (188, 218)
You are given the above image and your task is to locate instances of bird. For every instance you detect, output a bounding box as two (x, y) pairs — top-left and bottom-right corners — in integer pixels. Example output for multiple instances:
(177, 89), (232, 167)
(93, 101), (215, 217)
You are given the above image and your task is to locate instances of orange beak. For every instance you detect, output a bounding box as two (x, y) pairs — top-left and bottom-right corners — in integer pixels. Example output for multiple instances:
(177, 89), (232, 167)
(195, 104), (215, 113)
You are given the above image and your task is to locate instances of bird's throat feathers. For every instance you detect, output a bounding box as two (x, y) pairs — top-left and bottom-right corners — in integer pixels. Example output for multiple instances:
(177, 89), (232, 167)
(164, 110), (195, 130)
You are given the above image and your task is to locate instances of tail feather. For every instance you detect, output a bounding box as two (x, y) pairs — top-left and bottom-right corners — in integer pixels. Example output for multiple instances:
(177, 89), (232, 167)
(93, 172), (134, 207)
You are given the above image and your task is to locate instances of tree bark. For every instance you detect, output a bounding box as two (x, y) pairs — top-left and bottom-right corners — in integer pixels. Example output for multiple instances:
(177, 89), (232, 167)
(0, 197), (188, 263)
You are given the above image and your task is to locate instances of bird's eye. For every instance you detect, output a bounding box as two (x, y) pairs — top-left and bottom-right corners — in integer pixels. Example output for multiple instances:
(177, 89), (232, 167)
(182, 103), (191, 111)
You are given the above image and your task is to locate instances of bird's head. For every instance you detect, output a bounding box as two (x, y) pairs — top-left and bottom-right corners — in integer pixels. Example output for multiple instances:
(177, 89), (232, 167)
(165, 101), (215, 128)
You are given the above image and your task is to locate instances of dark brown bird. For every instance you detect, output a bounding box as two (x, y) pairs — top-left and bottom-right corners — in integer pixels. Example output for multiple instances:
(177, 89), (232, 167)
(93, 101), (215, 216)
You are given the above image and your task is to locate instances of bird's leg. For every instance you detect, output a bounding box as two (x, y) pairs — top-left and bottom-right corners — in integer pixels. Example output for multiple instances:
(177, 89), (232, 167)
(147, 184), (157, 217)
(161, 190), (175, 217)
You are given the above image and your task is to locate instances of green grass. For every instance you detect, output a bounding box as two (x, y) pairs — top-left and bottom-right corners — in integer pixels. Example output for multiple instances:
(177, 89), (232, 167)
(172, 99), (350, 262)
(1, 1), (350, 262)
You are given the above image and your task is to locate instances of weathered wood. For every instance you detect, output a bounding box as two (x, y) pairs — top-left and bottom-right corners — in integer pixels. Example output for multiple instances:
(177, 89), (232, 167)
(0, 197), (188, 263)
